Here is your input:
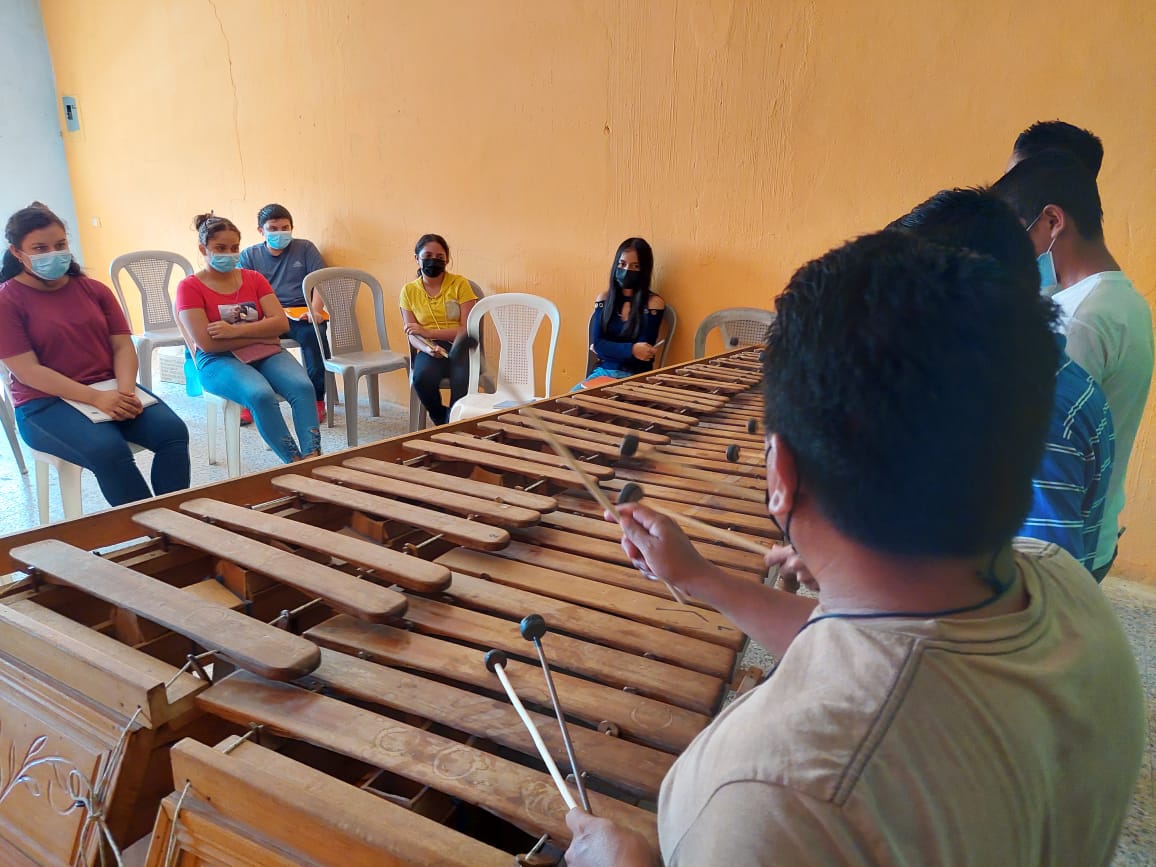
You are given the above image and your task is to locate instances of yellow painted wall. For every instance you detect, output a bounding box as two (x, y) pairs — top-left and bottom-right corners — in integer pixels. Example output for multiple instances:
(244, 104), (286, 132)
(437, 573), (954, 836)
(40, 0), (1156, 578)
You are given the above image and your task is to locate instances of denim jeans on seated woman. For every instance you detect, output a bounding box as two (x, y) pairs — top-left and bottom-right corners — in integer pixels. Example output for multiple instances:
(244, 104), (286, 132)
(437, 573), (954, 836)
(15, 389), (190, 506)
(196, 349), (319, 463)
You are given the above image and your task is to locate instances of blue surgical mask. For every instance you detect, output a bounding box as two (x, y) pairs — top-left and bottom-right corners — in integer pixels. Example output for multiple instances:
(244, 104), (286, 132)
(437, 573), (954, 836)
(208, 252), (241, 273)
(1026, 211), (1059, 294)
(265, 230), (292, 251)
(27, 250), (73, 281)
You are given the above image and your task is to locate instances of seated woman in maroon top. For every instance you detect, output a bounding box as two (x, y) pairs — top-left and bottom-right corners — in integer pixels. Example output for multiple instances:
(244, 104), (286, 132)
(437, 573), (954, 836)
(0, 203), (189, 508)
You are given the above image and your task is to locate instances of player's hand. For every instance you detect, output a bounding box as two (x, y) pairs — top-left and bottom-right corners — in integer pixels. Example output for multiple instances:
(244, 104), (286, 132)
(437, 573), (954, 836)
(765, 544), (816, 592)
(565, 809), (656, 867)
(613, 502), (712, 595)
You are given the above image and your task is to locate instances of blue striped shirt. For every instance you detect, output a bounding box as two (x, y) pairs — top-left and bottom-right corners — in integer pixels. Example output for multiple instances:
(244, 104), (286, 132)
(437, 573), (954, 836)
(1019, 344), (1114, 572)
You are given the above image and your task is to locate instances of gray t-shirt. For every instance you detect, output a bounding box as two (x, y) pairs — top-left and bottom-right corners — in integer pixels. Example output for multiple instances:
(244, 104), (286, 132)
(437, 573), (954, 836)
(239, 238), (326, 307)
(1053, 271), (1154, 568)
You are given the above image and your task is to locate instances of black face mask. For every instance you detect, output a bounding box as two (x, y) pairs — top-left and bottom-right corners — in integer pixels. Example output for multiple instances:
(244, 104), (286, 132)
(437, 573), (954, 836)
(615, 268), (642, 290)
(421, 259), (446, 278)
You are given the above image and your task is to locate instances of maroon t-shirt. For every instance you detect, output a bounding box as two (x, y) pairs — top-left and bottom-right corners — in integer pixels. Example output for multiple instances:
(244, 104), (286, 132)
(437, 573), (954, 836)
(0, 276), (131, 406)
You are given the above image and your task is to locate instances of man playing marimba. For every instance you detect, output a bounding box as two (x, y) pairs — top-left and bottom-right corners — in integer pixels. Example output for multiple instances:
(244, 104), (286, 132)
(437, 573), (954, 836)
(566, 230), (1144, 866)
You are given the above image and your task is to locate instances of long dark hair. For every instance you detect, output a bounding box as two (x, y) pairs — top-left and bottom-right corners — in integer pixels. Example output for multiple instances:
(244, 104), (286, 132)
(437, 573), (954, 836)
(414, 233), (450, 277)
(1, 203), (84, 282)
(601, 237), (654, 340)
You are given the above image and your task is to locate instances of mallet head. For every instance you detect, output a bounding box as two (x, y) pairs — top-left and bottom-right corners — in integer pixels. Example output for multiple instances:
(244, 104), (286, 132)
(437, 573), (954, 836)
(618, 482), (645, 505)
(728, 336), (740, 347)
(725, 444), (740, 463)
(619, 433), (641, 459)
(483, 649), (508, 672)
(519, 614), (547, 642)
(746, 418), (758, 435)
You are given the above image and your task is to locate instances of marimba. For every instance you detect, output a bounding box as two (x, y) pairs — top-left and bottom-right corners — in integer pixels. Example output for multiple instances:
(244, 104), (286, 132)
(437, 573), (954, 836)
(0, 348), (773, 866)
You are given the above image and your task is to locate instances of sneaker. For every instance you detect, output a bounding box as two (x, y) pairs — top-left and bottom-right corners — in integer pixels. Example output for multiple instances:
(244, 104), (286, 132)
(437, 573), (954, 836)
(239, 408), (253, 426)
(316, 400), (326, 423)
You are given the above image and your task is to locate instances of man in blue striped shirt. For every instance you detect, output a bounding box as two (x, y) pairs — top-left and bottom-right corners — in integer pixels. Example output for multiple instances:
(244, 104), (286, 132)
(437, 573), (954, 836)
(1024, 340), (1114, 573)
(892, 189), (1114, 576)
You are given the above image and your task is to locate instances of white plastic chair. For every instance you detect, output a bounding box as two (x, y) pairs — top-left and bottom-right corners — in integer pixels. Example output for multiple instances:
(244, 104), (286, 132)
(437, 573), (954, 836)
(448, 293), (560, 423)
(0, 368), (27, 475)
(304, 268), (410, 447)
(110, 251), (194, 390)
(408, 281), (487, 430)
(0, 361), (142, 523)
(693, 307), (775, 358)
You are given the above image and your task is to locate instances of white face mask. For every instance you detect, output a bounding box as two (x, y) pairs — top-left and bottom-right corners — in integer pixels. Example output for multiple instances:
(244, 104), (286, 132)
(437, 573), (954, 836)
(1026, 212), (1059, 294)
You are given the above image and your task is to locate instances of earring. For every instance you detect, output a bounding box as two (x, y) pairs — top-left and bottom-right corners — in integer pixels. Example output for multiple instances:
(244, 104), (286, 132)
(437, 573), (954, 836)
(768, 491), (784, 512)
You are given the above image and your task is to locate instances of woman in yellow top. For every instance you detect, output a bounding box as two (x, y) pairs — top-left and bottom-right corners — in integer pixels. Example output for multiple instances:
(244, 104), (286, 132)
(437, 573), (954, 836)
(399, 233), (478, 425)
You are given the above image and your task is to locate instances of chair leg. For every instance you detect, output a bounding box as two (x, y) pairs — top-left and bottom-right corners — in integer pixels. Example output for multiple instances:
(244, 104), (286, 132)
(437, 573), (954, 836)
(205, 401), (218, 465)
(327, 371), (336, 429)
(59, 463), (83, 520)
(344, 371), (360, 447)
(1, 402), (27, 475)
(224, 401), (242, 477)
(139, 346), (154, 391)
(408, 389), (424, 432)
(35, 459), (50, 525)
(368, 374), (380, 417)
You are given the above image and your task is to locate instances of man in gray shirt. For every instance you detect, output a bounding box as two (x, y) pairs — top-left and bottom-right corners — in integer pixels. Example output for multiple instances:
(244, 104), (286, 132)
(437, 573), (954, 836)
(239, 203), (328, 421)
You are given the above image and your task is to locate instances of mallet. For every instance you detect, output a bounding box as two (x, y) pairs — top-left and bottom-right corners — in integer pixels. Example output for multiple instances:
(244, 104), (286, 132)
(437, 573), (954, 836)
(520, 614), (591, 813)
(619, 433), (749, 486)
(484, 649), (581, 812)
(618, 482), (775, 559)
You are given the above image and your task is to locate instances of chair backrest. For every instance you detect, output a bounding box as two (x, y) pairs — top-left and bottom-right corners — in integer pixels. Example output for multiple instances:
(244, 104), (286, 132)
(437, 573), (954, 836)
(464, 293), (560, 401)
(303, 268), (391, 357)
(657, 301), (677, 367)
(693, 306), (775, 358)
(109, 251), (194, 334)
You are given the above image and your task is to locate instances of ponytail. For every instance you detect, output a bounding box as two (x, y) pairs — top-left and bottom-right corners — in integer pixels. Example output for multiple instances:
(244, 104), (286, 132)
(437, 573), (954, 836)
(0, 249), (23, 282)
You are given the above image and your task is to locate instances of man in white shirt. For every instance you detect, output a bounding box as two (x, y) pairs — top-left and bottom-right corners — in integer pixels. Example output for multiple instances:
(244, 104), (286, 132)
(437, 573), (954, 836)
(563, 231), (1144, 866)
(994, 150), (1154, 579)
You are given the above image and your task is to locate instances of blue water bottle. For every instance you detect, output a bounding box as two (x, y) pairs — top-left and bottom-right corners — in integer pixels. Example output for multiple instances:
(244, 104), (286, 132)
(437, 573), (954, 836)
(183, 349), (202, 396)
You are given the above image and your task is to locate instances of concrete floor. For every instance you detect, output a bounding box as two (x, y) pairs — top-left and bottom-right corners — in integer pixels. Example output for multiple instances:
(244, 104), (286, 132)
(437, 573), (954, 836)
(0, 383), (1151, 863)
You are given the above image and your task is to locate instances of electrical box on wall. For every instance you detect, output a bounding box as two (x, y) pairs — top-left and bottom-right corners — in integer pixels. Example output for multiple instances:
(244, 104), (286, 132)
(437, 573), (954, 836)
(62, 96), (79, 132)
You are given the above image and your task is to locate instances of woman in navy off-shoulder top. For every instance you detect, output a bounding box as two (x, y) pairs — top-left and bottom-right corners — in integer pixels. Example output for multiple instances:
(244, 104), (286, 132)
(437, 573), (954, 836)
(584, 238), (665, 384)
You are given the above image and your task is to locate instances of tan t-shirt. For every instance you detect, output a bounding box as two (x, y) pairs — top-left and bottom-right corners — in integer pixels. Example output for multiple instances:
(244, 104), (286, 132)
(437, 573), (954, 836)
(658, 539), (1144, 866)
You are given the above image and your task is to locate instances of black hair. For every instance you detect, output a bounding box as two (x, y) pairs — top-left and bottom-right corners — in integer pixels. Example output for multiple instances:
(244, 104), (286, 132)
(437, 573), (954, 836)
(991, 149), (1105, 242)
(891, 187), (1040, 295)
(762, 230), (1058, 557)
(1, 202), (84, 282)
(1013, 120), (1103, 177)
(257, 203), (293, 228)
(601, 237), (655, 340)
(193, 212), (241, 246)
(414, 233), (450, 276)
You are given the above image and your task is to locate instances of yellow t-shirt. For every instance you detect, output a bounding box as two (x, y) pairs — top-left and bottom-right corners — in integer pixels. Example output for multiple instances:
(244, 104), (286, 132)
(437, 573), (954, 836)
(399, 273), (477, 330)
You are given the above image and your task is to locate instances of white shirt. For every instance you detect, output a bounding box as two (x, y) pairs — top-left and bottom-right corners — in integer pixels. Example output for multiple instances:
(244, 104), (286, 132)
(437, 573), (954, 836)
(658, 539), (1145, 866)
(1052, 271), (1154, 569)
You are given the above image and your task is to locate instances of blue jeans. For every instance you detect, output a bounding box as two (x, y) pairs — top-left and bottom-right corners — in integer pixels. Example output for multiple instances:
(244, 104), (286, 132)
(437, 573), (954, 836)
(197, 349), (320, 463)
(283, 318), (330, 401)
(15, 390), (190, 507)
(570, 366), (633, 391)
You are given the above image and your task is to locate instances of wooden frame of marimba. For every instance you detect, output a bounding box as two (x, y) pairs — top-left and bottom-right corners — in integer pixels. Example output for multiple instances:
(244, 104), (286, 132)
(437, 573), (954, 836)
(0, 348), (772, 866)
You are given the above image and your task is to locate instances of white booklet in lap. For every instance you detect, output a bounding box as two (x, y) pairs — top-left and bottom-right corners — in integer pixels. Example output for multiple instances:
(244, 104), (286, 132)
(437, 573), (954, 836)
(63, 379), (158, 423)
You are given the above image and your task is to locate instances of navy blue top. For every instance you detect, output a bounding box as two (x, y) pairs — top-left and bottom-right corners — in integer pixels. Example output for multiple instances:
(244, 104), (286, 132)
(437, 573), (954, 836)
(239, 238), (326, 307)
(1018, 337), (1115, 573)
(589, 297), (664, 374)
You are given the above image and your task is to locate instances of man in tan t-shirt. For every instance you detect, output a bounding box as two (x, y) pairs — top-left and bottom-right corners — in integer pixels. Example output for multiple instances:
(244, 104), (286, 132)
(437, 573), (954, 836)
(564, 231), (1144, 866)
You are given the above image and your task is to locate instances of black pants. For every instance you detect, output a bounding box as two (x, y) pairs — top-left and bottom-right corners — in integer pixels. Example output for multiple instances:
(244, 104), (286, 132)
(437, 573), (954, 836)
(282, 318), (330, 401)
(411, 341), (469, 425)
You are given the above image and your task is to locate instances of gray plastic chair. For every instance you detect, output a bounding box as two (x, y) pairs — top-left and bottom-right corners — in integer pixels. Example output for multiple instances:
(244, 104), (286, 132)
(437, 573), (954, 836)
(693, 307), (775, 358)
(109, 251), (194, 390)
(304, 268), (409, 446)
(657, 301), (677, 367)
